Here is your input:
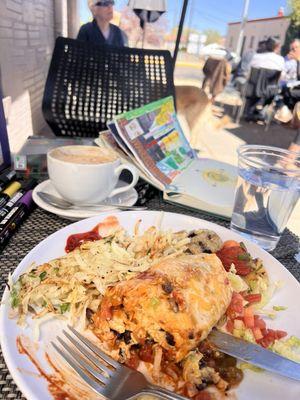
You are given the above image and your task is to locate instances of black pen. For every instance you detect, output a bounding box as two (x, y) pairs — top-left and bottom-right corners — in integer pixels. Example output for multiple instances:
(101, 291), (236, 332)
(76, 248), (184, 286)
(0, 170), (17, 192)
(0, 190), (34, 246)
(0, 179), (37, 220)
(0, 181), (22, 208)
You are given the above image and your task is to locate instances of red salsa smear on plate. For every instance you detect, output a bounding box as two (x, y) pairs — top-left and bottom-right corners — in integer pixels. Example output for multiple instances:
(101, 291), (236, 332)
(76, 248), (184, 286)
(65, 224), (102, 253)
(16, 336), (75, 400)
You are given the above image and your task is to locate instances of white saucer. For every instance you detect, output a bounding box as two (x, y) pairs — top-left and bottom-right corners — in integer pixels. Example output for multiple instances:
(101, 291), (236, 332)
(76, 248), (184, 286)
(32, 179), (138, 221)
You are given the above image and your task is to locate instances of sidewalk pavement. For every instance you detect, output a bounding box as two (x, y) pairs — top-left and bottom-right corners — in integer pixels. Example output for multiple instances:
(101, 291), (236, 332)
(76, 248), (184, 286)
(176, 61), (203, 69)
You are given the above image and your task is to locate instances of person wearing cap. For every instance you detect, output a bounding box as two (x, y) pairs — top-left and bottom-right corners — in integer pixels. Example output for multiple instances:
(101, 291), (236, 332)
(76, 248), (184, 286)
(77, 1), (127, 47)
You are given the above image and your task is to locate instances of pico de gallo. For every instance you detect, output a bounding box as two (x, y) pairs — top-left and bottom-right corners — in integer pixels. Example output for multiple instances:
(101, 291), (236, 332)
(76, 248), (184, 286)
(217, 240), (288, 349)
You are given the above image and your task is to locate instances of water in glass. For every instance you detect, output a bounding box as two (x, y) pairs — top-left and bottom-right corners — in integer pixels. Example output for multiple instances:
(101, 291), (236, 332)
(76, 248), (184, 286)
(230, 145), (300, 251)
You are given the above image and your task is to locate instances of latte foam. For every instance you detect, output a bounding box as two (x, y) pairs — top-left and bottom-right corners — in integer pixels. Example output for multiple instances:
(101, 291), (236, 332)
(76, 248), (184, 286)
(50, 146), (118, 164)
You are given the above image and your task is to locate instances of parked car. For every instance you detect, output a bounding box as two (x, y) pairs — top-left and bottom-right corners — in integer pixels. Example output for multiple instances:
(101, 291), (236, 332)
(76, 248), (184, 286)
(199, 43), (240, 72)
(199, 43), (239, 62)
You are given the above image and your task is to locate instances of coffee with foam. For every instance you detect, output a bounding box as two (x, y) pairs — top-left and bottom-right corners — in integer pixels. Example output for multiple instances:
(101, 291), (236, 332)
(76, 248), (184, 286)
(47, 145), (139, 205)
(50, 146), (117, 165)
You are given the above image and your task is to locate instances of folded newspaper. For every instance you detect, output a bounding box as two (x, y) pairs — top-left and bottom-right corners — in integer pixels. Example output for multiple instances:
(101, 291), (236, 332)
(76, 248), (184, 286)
(97, 96), (238, 219)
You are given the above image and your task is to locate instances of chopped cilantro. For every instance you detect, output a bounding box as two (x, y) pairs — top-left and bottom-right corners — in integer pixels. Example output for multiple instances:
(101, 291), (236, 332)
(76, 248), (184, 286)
(60, 303), (70, 314)
(237, 253), (251, 261)
(39, 271), (47, 281)
(10, 287), (19, 308)
(150, 297), (160, 309)
(239, 242), (247, 251)
(273, 305), (287, 311)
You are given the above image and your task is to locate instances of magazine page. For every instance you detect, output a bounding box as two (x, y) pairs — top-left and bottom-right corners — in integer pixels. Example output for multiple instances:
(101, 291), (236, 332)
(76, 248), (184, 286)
(97, 131), (164, 190)
(113, 96), (195, 188)
(107, 120), (151, 176)
(106, 122), (159, 184)
(169, 158), (238, 218)
(107, 121), (134, 157)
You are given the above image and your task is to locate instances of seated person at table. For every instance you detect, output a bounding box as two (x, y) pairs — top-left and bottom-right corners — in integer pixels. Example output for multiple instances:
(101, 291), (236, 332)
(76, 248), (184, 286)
(250, 37), (284, 72)
(280, 39), (300, 112)
(77, 0), (127, 47)
(244, 38), (283, 121)
(233, 40), (267, 91)
(289, 102), (300, 153)
(282, 39), (300, 83)
(274, 39), (300, 123)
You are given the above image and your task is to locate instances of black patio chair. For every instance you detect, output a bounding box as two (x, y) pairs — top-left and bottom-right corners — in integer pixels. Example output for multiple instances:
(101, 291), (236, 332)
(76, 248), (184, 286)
(42, 37), (175, 138)
(236, 67), (281, 130)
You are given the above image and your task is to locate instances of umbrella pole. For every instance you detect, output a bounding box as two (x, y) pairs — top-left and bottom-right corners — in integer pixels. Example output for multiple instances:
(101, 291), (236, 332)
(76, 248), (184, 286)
(173, 0), (189, 69)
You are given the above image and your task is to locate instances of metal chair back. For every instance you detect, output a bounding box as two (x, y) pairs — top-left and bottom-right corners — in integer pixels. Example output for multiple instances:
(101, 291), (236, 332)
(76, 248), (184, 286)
(236, 67), (281, 126)
(245, 67), (281, 99)
(42, 37), (175, 137)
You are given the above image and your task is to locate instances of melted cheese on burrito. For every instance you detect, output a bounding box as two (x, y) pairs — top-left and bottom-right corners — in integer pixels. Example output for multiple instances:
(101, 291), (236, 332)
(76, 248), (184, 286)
(93, 254), (232, 362)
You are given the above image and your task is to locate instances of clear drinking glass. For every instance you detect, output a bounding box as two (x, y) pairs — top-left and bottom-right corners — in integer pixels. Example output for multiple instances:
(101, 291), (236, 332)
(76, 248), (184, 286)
(230, 145), (300, 251)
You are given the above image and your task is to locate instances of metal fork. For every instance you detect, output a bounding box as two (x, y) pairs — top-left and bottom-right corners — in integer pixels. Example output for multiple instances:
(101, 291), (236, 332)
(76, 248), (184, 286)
(52, 325), (187, 400)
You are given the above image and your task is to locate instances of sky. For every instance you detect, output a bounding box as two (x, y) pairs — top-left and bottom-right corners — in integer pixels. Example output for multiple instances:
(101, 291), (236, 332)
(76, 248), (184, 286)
(79, 0), (289, 36)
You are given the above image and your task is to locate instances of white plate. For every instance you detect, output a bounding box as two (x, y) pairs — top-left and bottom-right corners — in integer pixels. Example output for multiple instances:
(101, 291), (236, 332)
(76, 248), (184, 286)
(32, 179), (138, 220)
(1, 211), (300, 400)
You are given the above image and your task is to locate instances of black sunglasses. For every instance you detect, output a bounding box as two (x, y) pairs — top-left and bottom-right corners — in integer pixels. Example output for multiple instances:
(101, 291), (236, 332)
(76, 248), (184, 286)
(95, 0), (115, 6)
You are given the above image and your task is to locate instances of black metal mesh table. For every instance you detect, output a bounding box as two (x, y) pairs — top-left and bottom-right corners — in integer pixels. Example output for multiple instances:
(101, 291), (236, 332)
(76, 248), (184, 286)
(0, 194), (299, 399)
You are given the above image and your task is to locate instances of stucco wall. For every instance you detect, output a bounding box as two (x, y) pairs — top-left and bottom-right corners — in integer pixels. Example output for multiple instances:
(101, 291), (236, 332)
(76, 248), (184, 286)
(226, 17), (290, 55)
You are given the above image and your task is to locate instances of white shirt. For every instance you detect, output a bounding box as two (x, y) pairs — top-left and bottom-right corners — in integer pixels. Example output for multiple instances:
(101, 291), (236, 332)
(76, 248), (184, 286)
(282, 59), (297, 82)
(250, 52), (285, 71)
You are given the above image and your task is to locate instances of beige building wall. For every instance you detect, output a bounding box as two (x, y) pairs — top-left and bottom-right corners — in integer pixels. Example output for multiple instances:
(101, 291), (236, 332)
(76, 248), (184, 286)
(226, 17), (290, 54)
(0, 0), (79, 153)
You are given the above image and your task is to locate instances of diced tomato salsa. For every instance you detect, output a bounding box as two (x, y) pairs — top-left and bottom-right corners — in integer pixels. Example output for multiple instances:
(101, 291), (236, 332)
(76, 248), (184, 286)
(216, 244), (252, 276)
(219, 241), (288, 350)
(226, 291), (287, 348)
(243, 293), (262, 304)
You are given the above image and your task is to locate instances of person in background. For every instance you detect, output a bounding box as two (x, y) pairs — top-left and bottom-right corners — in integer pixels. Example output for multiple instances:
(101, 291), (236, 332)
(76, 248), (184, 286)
(256, 40), (268, 55)
(77, 0), (127, 47)
(282, 39), (300, 83)
(273, 40), (300, 154)
(241, 38), (283, 122)
(233, 40), (267, 91)
(275, 39), (300, 122)
(250, 37), (285, 71)
(289, 103), (300, 154)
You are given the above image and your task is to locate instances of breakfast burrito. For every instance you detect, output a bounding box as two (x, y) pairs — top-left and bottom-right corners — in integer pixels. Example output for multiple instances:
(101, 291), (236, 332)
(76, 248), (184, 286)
(92, 254), (232, 363)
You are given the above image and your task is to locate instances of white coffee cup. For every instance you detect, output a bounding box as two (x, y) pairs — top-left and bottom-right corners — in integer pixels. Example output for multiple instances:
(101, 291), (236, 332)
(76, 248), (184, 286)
(47, 145), (139, 205)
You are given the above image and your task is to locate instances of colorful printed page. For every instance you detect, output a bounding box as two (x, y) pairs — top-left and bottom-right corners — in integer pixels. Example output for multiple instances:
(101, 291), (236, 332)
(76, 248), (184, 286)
(113, 97), (195, 187)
